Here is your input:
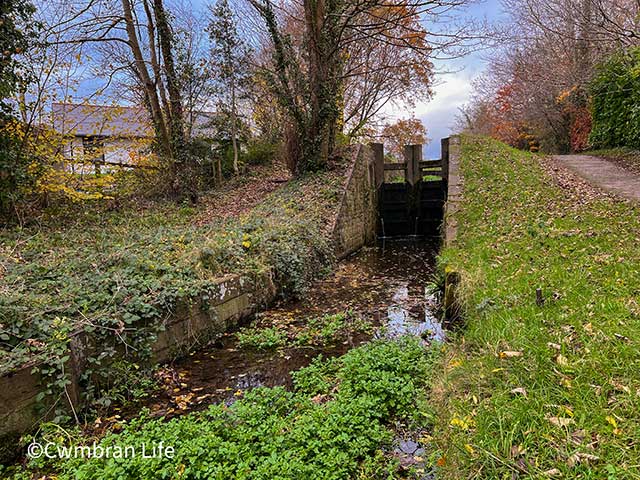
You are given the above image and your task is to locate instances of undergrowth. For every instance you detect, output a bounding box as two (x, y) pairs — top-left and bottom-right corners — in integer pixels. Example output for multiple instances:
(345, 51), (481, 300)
(433, 135), (640, 478)
(236, 311), (373, 350)
(6, 337), (440, 480)
(0, 168), (343, 416)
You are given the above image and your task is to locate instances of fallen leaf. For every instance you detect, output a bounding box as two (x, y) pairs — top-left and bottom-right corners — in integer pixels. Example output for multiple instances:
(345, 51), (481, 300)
(543, 468), (561, 477)
(605, 415), (618, 428)
(567, 452), (599, 468)
(511, 387), (528, 398)
(547, 416), (574, 428)
(499, 350), (524, 359)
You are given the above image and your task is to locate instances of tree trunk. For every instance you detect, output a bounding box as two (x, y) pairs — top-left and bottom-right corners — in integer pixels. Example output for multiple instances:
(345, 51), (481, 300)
(121, 0), (171, 158)
(231, 79), (239, 175)
(142, 0), (170, 119)
(153, 0), (186, 160)
(303, 0), (341, 173)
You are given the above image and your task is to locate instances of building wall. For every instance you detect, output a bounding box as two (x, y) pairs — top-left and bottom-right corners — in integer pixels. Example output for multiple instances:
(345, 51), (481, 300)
(62, 136), (149, 173)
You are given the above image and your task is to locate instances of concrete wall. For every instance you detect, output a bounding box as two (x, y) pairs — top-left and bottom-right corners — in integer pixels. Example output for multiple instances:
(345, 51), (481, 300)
(443, 135), (463, 246)
(332, 144), (378, 259)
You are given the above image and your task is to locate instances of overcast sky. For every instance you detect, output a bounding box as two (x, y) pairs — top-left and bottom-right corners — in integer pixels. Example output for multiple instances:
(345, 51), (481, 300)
(386, 0), (507, 158)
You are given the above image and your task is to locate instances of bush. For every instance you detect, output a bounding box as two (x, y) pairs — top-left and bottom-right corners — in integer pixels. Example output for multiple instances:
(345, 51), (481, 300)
(589, 47), (640, 149)
(243, 138), (279, 166)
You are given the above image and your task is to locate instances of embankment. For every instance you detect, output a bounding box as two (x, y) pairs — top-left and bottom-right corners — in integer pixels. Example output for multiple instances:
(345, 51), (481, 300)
(0, 145), (377, 461)
(432, 135), (640, 478)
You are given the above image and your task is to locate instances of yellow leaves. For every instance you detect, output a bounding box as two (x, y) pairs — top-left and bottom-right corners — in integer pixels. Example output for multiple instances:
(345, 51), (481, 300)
(463, 443), (475, 455)
(448, 358), (462, 369)
(605, 415), (622, 435)
(556, 85), (578, 104)
(450, 416), (475, 431)
(555, 354), (569, 368)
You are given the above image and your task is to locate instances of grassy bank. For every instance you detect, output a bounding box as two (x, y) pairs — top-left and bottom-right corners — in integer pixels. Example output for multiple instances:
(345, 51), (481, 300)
(4, 338), (439, 479)
(433, 136), (640, 478)
(0, 164), (345, 408)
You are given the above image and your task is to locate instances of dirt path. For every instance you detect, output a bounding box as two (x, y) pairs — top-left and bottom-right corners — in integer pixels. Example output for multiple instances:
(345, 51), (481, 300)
(194, 164), (291, 225)
(553, 154), (640, 202)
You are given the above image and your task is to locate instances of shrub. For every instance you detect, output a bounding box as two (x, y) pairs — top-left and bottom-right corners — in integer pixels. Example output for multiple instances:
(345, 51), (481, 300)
(243, 138), (279, 166)
(589, 47), (640, 149)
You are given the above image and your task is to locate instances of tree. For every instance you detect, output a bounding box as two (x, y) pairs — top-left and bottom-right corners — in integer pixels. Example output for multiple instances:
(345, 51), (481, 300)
(460, 0), (640, 153)
(0, 0), (37, 217)
(209, 0), (251, 175)
(248, 0), (472, 175)
(380, 117), (428, 161)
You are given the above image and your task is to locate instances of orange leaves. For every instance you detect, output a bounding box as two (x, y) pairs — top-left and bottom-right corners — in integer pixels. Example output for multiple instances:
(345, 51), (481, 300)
(380, 117), (428, 161)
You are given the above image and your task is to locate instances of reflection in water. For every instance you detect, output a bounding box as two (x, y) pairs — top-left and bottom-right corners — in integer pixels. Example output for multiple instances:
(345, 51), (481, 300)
(143, 239), (442, 416)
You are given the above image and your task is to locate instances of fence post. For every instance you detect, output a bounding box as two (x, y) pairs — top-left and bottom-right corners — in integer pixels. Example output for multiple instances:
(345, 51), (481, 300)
(441, 137), (450, 184)
(405, 144), (422, 185)
(370, 143), (384, 188)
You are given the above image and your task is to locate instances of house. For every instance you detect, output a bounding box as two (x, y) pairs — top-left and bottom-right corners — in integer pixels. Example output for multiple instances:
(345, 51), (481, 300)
(52, 103), (217, 174)
(52, 103), (154, 173)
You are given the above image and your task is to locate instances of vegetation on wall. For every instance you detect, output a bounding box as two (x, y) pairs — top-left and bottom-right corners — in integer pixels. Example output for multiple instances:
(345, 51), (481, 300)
(0, 164), (345, 415)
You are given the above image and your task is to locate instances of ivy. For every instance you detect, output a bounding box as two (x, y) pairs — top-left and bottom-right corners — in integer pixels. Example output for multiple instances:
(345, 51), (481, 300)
(0, 167), (344, 419)
(589, 47), (640, 149)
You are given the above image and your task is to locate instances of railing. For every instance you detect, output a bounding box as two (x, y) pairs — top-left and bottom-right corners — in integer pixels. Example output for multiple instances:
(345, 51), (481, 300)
(370, 140), (450, 188)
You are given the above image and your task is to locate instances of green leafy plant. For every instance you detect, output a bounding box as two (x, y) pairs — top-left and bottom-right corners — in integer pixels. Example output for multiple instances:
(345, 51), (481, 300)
(18, 338), (439, 480)
(590, 47), (640, 149)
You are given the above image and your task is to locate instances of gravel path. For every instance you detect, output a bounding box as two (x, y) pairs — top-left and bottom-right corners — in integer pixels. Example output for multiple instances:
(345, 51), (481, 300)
(553, 154), (640, 202)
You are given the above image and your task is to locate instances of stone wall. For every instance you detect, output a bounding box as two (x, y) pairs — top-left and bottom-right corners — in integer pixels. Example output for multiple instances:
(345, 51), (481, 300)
(0, 271), (277, 462)
(332, 144), (378, 259)
(443, 135), (463, 246)
(442, 135), (463, 321)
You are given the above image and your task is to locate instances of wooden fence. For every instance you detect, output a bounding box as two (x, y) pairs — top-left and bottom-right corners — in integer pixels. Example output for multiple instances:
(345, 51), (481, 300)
(369, 141), (448, 188)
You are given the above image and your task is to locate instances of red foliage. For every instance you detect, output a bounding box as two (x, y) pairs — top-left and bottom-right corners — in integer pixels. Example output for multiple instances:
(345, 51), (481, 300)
(569, 106), (592, 152)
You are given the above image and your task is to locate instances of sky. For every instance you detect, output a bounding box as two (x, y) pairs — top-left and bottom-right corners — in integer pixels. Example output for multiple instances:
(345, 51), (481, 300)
(402, 0), (507, 158)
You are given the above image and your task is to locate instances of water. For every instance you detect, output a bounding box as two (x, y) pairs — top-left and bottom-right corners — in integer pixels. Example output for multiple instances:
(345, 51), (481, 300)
(136, 239), (442, 418)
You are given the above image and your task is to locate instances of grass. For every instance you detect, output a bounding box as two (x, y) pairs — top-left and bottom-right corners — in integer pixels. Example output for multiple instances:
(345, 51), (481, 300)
(431, 136), (640, 478)
(236, 311), (373, 351)
(0, 166), (346, 407)
(584, 147), (640, 175)
(4, 337), (440, 480)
